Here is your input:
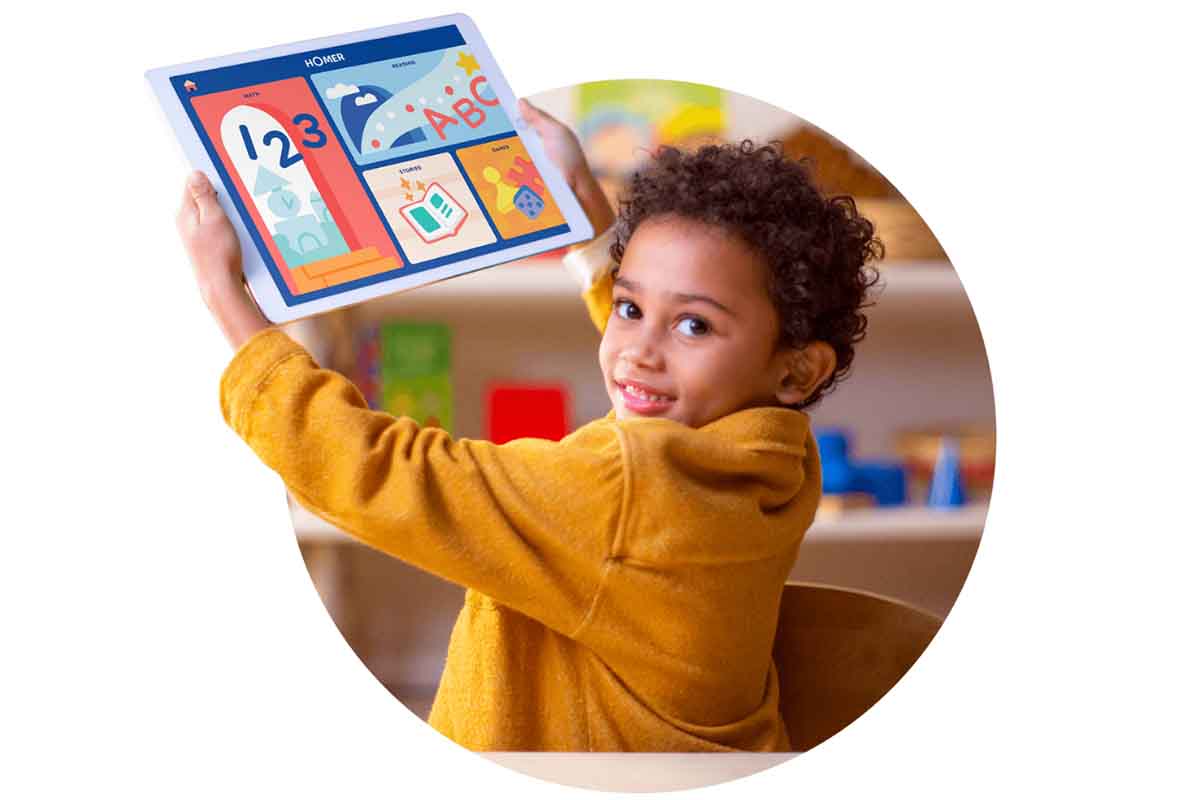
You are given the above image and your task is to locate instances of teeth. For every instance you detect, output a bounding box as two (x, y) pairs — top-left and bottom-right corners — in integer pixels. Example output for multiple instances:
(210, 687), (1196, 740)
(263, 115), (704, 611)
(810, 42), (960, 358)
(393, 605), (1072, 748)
(623, 383), (669, 403)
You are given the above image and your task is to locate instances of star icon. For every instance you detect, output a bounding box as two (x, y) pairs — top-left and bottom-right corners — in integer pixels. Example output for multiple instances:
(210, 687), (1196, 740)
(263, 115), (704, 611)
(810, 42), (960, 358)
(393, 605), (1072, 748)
(455, 51), (481, 76)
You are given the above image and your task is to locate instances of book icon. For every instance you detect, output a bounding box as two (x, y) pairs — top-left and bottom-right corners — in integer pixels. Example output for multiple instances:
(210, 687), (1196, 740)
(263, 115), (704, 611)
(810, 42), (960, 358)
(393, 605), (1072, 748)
(399, 182), (468, 243)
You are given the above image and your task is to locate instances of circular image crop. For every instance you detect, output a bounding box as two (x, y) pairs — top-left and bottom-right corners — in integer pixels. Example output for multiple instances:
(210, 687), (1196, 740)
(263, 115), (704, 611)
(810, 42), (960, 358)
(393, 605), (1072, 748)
(283, 79), (993, 792)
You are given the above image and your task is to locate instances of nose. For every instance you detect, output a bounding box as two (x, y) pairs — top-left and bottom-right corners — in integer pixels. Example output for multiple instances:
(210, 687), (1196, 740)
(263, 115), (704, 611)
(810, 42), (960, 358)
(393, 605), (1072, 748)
(621, 326), (665, 371)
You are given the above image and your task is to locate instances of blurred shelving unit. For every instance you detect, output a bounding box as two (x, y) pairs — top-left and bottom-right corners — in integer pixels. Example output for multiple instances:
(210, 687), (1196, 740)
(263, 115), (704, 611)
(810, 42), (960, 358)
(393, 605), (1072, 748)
(287, 257), (983, 441)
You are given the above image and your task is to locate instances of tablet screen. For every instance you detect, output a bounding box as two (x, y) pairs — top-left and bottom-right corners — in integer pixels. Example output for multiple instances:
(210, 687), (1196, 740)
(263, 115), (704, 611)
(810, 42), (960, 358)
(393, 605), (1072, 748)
(170, 25), (570, 306)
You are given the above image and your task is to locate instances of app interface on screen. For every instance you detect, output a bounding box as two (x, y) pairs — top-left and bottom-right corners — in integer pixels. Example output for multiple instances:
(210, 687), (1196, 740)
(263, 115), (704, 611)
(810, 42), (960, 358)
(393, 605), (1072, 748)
(173, 26), (568, 304)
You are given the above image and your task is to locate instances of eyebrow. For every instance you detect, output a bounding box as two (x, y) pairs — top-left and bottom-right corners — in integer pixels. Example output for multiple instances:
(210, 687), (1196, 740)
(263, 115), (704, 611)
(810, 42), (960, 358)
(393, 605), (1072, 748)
(613, 276), (738, 317)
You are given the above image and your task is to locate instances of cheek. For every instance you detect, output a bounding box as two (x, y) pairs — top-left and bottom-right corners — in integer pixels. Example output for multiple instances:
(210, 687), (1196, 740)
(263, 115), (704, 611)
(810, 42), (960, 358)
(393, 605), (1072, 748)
(695, 345), (768, 400)
(598, 333), (616, 379)
(669, 354), (706, 397)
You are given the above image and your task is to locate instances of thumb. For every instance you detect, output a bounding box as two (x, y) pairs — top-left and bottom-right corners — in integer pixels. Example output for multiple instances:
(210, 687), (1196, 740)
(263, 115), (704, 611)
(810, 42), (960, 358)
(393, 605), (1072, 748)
(518, 98), (539, 123)
(187, 171), (225, 223)
(519, 98), (556, 132)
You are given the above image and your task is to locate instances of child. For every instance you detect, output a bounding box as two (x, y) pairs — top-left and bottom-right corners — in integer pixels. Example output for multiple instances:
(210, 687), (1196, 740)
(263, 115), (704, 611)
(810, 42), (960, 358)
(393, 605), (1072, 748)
(176, 99), (881, 752)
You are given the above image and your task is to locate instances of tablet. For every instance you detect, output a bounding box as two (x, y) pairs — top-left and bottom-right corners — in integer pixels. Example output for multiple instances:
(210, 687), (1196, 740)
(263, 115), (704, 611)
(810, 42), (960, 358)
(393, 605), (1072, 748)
(147, 14), (593, 323)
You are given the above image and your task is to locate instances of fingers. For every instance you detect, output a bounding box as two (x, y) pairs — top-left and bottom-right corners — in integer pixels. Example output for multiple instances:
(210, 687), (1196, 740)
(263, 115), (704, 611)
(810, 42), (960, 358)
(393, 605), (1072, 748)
(518, 98), (540, 123)
(517, 98), (542, 132)
(519, 98), (559, 133)
(186, 170), (225, 224)
(177, 181), (197, 233)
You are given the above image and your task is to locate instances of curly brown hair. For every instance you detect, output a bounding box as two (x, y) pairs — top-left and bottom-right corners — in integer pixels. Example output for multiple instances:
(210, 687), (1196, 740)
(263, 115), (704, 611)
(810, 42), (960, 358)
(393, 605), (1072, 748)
(610, 140), (883, 408)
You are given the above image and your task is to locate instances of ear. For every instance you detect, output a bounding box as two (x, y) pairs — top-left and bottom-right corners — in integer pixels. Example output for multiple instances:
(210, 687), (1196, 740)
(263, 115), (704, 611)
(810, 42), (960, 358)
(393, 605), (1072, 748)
(775, 342), (837, 406)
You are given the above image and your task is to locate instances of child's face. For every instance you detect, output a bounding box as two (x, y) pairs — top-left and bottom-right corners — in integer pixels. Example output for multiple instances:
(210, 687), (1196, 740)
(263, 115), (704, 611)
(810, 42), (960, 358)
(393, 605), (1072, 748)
(599, 215), (798, 428)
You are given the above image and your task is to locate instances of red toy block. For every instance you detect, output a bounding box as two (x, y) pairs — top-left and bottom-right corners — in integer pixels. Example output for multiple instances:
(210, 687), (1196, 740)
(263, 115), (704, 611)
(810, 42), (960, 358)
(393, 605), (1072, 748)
(486, 383), (572, 444)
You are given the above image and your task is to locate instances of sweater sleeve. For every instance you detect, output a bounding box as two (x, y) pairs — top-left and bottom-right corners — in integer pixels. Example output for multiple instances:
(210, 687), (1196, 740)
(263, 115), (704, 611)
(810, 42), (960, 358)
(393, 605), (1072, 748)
(220, 328), (625, 638)
(562, 226), (616, 334)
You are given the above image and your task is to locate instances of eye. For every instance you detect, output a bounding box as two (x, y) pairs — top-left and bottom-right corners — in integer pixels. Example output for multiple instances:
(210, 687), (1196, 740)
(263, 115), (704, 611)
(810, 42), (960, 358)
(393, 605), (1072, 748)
(614, 299), (642, 321)
(674, 316), (710, 337)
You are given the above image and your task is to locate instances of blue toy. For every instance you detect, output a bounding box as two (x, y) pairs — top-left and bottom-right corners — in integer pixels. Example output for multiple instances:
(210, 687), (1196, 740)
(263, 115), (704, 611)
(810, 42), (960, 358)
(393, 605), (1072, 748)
(814, 429), (908, 507)
(927, 437), (967, 508)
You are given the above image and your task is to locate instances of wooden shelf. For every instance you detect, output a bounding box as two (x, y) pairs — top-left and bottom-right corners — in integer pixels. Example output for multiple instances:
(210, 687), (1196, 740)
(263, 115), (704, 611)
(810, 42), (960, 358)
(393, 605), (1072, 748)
(873, 260), (967, 301)
(350, 258), (964, 308)
(807, 503), (986, 542)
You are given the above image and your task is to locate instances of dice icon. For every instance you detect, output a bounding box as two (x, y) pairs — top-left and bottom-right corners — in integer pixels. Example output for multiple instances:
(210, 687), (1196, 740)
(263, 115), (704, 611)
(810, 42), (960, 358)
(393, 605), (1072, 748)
(513, 185), (545, 220)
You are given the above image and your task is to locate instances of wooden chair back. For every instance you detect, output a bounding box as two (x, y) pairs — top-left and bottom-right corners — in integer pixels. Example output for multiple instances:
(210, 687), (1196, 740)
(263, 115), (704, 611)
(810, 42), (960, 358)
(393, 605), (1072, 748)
(773, 583), (943, 751)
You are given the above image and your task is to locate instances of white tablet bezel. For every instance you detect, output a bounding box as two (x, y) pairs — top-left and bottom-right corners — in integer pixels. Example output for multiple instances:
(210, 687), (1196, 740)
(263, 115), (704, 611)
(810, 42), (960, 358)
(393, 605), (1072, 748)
(146, 13), (593, 324)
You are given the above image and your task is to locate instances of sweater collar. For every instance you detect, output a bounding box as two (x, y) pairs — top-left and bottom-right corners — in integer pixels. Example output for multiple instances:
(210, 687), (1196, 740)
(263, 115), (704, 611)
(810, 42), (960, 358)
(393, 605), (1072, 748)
(701, 406), (812, 453)
(603, 406), (811, 454)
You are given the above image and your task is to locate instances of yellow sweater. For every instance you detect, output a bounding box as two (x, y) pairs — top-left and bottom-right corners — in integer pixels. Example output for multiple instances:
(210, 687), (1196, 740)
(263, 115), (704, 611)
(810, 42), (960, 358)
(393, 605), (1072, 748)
(220, 252), (821, 752)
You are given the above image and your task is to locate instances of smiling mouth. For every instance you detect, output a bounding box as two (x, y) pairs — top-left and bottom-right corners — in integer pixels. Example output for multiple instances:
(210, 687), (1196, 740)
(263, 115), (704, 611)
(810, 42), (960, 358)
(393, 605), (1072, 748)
(616, 380), (675, 413)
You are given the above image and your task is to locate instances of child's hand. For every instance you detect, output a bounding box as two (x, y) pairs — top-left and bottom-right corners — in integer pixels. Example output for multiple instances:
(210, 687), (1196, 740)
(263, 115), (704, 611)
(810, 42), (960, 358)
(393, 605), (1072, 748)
(177, 171), (243, 295)
(519, 99), (615, 236)
(177, 171), (272, 349)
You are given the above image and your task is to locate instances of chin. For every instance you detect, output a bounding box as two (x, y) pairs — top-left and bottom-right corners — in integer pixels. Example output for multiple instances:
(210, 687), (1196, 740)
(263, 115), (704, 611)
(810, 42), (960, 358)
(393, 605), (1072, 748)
(617, 402), (689, 426)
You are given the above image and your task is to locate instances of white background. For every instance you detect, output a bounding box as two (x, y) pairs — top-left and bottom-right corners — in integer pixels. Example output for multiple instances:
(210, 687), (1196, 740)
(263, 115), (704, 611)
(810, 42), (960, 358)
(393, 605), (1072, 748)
(3, 1), (1196, 796)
